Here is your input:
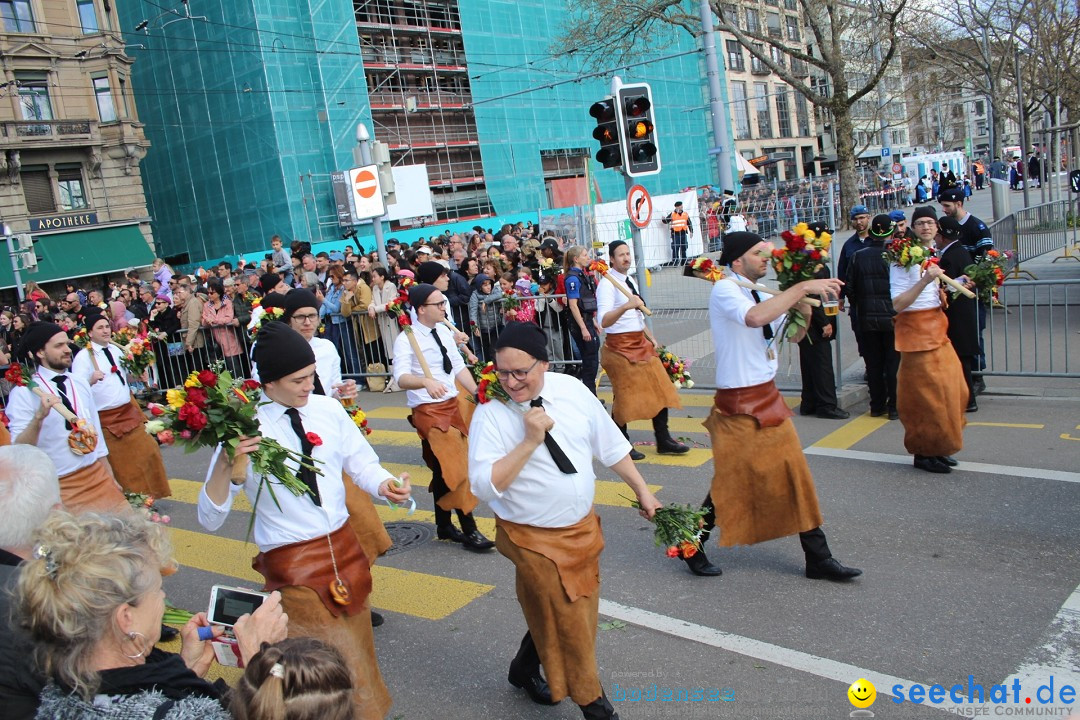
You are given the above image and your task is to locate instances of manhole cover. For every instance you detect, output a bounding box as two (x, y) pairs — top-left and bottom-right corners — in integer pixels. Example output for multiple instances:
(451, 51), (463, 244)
(383, 522), (434, 556)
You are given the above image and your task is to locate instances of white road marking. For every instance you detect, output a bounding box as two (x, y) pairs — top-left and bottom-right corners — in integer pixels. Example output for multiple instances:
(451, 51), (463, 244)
(803, 447), (1080, 485)
(1001, 581), (1080, 704)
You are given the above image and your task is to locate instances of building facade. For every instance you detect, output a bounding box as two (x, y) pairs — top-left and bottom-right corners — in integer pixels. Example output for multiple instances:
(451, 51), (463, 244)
(0, 0), (155, 293)
(119, 0), (716, 267)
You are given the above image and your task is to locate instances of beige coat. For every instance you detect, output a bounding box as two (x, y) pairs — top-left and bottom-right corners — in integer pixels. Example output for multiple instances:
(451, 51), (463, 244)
(341, 280), (378, 345)
(369, 281), (399, 360)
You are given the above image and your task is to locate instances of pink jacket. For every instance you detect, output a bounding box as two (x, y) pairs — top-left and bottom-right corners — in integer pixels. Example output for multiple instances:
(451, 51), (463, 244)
(201, 299), (242, 357)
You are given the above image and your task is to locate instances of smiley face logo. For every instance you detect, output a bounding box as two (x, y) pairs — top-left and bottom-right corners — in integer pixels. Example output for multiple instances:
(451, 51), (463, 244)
(848, 678), (876, 708)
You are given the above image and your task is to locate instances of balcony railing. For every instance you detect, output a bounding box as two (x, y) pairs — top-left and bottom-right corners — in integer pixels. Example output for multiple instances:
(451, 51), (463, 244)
(0, 119), (98, 145)
(368, 90), (472, 110)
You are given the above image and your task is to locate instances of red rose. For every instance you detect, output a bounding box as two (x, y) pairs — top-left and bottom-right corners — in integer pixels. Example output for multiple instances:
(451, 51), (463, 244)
(397, 314), (411, 328)
(306, 432), (323, 447)
(666, 546), (680, 558)
(177, 402), (197, 421)
(810, 250), (821, 260)
(242, 379), (261, 391)
(148, 403), (165, 416)
(792, 263), (802, 272)
(185, 410), (208, 431)
(185, 387), (209, 408)
(477, 378), (490, 403)
(197, 369), (218, 387)
(156, 430), (175, 445)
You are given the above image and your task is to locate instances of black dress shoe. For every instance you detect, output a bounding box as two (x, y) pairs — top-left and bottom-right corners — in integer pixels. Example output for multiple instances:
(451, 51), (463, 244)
(799, 405), (816, 416)
(461, 529), (495, 552)
(371, 611), (384, 628)
(805, 557), (863, 581)
(938, 455), (958, 467)
(869, 408), (886, 417)
(629, 448), (645, 461)
(656, 437), (690, 455)
(437, 524), (466, 543)
(914, 455), (951, 473)
(684, 550), (723, 577)
(973, 376), (987, 395)
(159, 624), (179, 642)
(508, 663), (556, 705)
(966, 399), (978, 412)
(888, 408), (899, 420)
(816, 408), (850, 420)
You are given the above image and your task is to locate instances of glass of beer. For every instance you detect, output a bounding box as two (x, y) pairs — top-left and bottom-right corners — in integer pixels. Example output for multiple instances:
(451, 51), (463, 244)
(823, 291), (839, 316)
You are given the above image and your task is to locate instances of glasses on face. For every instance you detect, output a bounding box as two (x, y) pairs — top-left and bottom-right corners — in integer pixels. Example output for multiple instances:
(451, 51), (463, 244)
(913, 220), (937, 227)
(292, 313), (319, 324)
(495, 358), (540, 382)
(420, 301), (444, 308)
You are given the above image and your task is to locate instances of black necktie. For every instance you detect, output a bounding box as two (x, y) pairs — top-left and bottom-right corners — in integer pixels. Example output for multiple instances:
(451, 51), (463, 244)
(625, 275), (639, 296)
(430, 328), (453, 374)
(101, 347), (124, 383)
(52, 375), (76, 430)
(312, 373), (325, 396)
(284, 407), (321, 506)
(529, 397), (577, 474)
(750, 290), (775, 340)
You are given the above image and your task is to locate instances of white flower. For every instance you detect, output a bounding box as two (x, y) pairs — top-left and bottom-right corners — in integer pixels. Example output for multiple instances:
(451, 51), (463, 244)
(145, 420), (166, 434)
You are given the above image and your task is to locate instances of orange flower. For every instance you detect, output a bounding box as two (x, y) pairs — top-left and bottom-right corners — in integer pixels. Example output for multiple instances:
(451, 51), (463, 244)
(232, 388), (250, 403)
(679, 541), (698, 558)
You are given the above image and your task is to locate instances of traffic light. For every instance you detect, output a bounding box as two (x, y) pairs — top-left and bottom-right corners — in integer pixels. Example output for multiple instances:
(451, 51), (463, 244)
(372, 140), (396, 206)
(16, 233), (38, 270)
(617, 83), (661, 177)
(589, 98), (623, 169)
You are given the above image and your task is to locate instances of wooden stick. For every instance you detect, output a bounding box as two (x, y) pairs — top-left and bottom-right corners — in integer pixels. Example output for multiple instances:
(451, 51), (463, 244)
(726, 278), (822, 307)
(937, 272), (977, 299)
(601, 272), (653, 316)
(28, 386), (79, 423)
(405, 330), (434, 379)
(231, 455), (249, 483)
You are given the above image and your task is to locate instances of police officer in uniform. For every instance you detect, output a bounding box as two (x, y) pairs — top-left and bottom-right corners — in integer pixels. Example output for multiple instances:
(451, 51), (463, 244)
(661, 201), (693, 267)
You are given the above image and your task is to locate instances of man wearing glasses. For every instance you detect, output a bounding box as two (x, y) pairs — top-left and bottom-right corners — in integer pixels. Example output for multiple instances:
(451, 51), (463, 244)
(392, 283), (493, 552)
(468, 322), (661, 720)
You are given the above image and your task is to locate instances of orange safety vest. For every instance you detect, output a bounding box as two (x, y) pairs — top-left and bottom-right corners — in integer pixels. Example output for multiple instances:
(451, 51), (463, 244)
(670, 210), (689, 232)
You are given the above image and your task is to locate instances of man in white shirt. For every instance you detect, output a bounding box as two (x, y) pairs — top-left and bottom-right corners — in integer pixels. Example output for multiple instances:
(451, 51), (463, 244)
(700, 232), (862, 582)
(469, 322), (661, 720)
(596, 240), (688, 459)
(199, 321), (410, 719)
(7, 322), (125, 514)
(393, 283), (492, 551)
(70, 311), (170, 498)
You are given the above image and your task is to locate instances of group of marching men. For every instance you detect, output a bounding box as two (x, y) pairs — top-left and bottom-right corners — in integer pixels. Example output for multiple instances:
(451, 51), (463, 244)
(10, 222), (989, 718)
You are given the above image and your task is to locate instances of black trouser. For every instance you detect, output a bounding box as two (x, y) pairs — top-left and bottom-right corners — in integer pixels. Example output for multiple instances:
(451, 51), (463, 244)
(958, 354), (977, 405)
(569, 316), (600, 395)
(699, 493), (831, 563)
(670, 230), (689, 265)
(797, 336), (838, 413)
(421, 438), (477, 533)
(860, 329), (899, 413)
(847, 307), (865, 358)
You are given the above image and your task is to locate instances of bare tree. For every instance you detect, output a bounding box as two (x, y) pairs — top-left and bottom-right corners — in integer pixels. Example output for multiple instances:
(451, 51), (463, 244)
(559, 0), (909, 215)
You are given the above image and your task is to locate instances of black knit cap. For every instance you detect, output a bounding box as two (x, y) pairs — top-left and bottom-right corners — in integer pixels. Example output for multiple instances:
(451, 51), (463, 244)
(494, 321), (549, 362)
(939, 216), (963, 240)
(282, 289), (320, 323)
(609, 239), (628, 256)
(408, 283), (438, 308)
(253, 322), (315, 384)
(260, 292), (288, 311)
(416, 261), (447, 285)
(718, 231), (763, 266)
(870, 214), (895, 238)
(83, 310), (110, 332)
(259, 272), (282, 294)
(911, 206), (937, 223)
(17, 322), (66, 360)
(938, 187), (965, 203)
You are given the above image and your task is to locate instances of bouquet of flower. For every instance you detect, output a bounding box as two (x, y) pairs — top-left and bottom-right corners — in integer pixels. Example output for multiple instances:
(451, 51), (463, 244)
(470, 362), (510, 404)
(120, 334), (156, 377)
(769, 223), (830, 339)
(964, 248), (1012, 304)
(249, 305), (285, 341)
(630, 499), (708, 560)
(72, 327), (90, 348)
(349, 406), (373, 436)
(145, 364), (322, 527)
(882, 235), (932, 269)
(502, 288), (521, 319)
(683, 256), (724, 282)
(4, 363), (98, 454)
(385, 287), (413, 330)
(657, 346), (693, 389)
(124, 491), (171, 524)
(113, 326), (137, 347)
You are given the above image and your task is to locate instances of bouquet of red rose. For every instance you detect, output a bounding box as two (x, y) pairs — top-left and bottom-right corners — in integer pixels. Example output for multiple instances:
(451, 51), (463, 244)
(119, 334), (156, 378)
(249, 304), (285, 341)
(145, 364), (321, 526)
(882, 235), (932, 269)
(771, 223), (831, 340)
(348, 406), (373, 436)
(630, 499), (708, 560)
(683, 256), (724, 282)
(72, 327), (90, 349)
(469, 362), (511, 404)
(113, 326), (137, 347)
(964, 248), (1012, 304)
(657, 345), (693, 389)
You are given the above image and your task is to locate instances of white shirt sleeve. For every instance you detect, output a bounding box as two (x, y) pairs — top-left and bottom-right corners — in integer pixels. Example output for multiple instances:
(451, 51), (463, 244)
(595, 277), (615, 325)
(468, 402), (514, 502)
(711, 278), (756, 327)
(197, 445), (243, 530)
(5, 385), (35, 439)
(391, 331), (413, 383)
(70, 349), (94, 385)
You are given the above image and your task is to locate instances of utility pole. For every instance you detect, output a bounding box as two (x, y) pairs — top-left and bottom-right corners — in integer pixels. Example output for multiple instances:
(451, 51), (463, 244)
(1015, 46), (1031, 208)
(355, 123), (388, 267)
(3, 223), (24, 302)
(699, 0), (735, 191)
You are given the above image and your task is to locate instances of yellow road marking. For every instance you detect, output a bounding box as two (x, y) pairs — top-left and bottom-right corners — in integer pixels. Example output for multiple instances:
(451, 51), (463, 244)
(628, 445), (711, 467)
(811, 413), (891, 450)
(168, 528), (493, 619)
(968, 422), (1045, 429)
(599, 390), (718, 407)
(366, 406), (413, 420)
(629, 417), (709, 434)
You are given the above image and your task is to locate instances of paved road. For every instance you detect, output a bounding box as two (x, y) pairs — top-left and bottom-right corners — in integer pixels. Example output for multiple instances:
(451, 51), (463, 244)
(154, 381), (1080, 719)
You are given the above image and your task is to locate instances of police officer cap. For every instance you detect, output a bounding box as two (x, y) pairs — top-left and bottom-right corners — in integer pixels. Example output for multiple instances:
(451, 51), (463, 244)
(938, 187), (965, 203)
(888, 210), (906, 223)
(494, 321), (549, 362)
(718, 231), (764, 266)
(849, 204), (870, 219)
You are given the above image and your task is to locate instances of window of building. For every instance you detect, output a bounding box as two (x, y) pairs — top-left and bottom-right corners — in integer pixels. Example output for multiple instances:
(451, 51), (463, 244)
(795, 92), (810, 136)
(766, 12), (781, 38)
(93, 75), (116, 123)
(76, 0), (98, 33)
(732, 82), (751, 140)
(750, 44), (768, 73)
(21, 168), (54, 214)
(784, 0), (798, 9)
(726, 39), (744, 72)
(15, 72), (51, 122)
(770, 45), (786, 69)
(755, 82), (772, 138)
(776, 88), (792, 138)
(721, 3), (738, 26)
(974, 100), (985, 116)
(891, 129), (907, 146)
(0, 0), (35, 32)
(745, 8), (760, 33)
(785, 16), (800, 41)
(117, 75), (130, 118)
(57, 166), (88, 210)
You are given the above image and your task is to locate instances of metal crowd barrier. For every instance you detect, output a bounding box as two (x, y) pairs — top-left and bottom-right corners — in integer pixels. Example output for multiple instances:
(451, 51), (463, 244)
(989, 200), (1075, 278)
(984, 279), (1080, 378)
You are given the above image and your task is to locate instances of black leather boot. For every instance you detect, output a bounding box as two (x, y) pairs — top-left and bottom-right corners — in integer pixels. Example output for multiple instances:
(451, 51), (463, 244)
(652, 409), (689, 454)
(508, 632), (555, 705)
(618, 424), (645, 461)
(579, 690), (619, 719)
(684, 548), (723, 576)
